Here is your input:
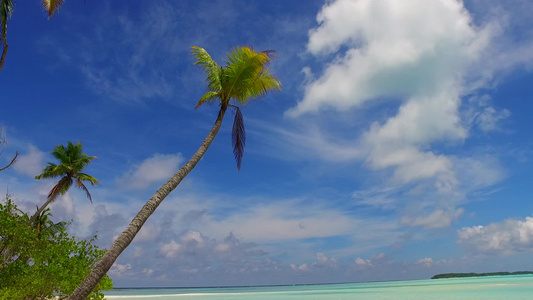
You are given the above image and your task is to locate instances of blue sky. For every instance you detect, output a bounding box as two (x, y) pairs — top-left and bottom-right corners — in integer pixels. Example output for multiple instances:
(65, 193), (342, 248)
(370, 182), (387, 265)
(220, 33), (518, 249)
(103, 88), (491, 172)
(1, 0), (533, 287)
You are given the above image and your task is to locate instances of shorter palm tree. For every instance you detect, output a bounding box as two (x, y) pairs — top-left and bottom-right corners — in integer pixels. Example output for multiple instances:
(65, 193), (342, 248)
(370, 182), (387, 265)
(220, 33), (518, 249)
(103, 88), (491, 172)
(31, 207), (66, 239)
(32, 141), (99, 221)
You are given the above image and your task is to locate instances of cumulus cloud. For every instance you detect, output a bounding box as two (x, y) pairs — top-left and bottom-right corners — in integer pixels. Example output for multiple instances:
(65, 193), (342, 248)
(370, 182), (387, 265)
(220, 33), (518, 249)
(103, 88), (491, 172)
(116, 153), (183, 190)
(160, 240), (182, 258)
(12, 145), (44, 177)
(280, 0), (525, 229)
(353, 253), (386, 269)
(110, 263), (132, 276)
(457, 216), (533, 255)
(354, 257), (372, 267)
(417, 257), (433, 267)
(289, 0), (491, 116)
(292, 252), (338, 272)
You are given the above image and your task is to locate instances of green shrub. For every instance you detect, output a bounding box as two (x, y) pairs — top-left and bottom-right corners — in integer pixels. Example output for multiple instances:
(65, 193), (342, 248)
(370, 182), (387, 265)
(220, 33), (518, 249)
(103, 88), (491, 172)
(0, 199), (112, 299)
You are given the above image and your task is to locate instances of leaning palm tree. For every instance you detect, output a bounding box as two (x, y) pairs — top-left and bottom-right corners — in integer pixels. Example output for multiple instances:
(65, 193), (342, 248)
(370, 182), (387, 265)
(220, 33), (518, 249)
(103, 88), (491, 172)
(31, 141), (99, 222)
(66, 46), (281, 300)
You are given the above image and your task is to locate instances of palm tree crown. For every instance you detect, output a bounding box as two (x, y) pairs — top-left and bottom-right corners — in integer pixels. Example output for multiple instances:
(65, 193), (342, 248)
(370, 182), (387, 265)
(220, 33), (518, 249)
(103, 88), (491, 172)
(192, 46), (281, 169)
(35, 141), (100, 203)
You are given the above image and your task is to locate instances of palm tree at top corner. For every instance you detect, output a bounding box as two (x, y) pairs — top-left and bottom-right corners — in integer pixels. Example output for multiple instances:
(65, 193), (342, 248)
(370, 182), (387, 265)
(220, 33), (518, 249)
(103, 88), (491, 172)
(1, 0), (66, 72)
(66, 46), (281, 300)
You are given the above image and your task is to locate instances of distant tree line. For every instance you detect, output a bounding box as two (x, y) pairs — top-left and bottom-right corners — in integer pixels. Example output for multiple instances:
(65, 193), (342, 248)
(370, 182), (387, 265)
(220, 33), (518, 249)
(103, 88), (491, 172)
(431, 271), (533, 279)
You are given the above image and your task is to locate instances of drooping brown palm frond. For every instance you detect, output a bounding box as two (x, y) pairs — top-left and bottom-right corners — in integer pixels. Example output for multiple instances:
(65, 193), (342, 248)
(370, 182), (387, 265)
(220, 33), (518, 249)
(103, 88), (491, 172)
(231, 107), (246, 170)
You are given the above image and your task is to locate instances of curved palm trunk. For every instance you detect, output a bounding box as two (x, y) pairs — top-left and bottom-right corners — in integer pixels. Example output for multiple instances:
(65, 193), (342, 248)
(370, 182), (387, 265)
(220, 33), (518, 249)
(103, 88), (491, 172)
(67, 107), (227, 300)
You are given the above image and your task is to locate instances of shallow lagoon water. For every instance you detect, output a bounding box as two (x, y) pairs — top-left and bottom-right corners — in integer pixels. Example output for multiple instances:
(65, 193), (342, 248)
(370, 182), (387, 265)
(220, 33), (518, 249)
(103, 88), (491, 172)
(104, 275), (533, 300)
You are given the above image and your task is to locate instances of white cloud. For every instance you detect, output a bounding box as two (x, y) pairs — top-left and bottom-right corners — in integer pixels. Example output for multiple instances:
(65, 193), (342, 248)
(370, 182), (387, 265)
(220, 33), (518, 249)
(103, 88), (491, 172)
(453, 156), (505, 190)
(353, 253), (386, 269)
(353, 188), (397, 211)
(463, 95), (511, 132)
(197, 201), (358, 242)
(292, 252), (338, 272)
(143, 268), (154, 275)
(417, 257), (433, 267)
(182, 231), (205, 247)
(402, 208), (464, 229)
(12, 145), (44, 177)
(291, 263), (309, 271)
(458, 216), (533, 255)
(279, 0), (524, 230)
(160, 240), (181, 258)
(134, 223), (161, 243)
(475, 106), (511, 132)
(116, 153), (183, 190)
(254, 120), (363, 162)
(289, 0), (489, 116)
(354, 257), (372, 267)
(110, 263), (132, 276)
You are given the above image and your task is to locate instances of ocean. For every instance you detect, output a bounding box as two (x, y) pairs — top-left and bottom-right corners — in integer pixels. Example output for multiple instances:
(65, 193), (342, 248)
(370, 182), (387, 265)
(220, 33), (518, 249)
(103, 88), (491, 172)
(104, 275), (533, 299)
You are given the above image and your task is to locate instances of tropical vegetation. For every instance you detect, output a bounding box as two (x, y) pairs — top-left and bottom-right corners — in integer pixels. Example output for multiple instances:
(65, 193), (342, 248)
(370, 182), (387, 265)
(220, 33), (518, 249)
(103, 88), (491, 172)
(0, 198), (112, 299)
(431, 271), (533, 279)
(66, 46), (281, 299)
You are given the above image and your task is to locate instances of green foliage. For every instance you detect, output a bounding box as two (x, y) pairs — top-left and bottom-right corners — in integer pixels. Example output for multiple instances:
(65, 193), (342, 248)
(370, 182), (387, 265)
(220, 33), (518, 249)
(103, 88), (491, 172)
(191, 46), (281, 169)
(35, 141), (100, 203)
(0, 199), (112, 299)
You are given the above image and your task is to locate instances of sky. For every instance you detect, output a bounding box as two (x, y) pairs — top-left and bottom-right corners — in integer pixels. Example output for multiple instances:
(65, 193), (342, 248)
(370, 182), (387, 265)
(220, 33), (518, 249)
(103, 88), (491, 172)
(1, 0), (533, 288)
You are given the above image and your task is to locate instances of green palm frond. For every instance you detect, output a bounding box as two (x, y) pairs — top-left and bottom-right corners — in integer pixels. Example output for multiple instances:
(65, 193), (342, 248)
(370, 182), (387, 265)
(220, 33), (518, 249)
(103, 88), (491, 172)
(35, 163), (63, 179)
(76, 172), (100, 185)
(192, 46), (281, 170)
(195, 90), (221, 109)
(246, 70), (282, 99)
(224, 47), (273, 105)
(42, 0), (64, 17)
(192, 46), (222, 93)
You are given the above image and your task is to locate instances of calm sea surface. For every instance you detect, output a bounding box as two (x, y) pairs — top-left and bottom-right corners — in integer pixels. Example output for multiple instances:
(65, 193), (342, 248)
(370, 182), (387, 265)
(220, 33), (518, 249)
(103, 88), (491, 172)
(104, 275), (533, 300)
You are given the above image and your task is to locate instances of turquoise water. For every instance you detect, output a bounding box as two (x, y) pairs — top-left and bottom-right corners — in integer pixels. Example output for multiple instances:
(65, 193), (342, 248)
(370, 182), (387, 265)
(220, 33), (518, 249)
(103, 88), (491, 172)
(104, 275), (533, 299)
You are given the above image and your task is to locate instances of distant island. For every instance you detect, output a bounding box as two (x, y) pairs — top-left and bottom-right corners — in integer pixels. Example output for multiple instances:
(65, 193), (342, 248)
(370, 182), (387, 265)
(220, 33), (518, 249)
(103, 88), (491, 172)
(432, 271), (533, 279)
